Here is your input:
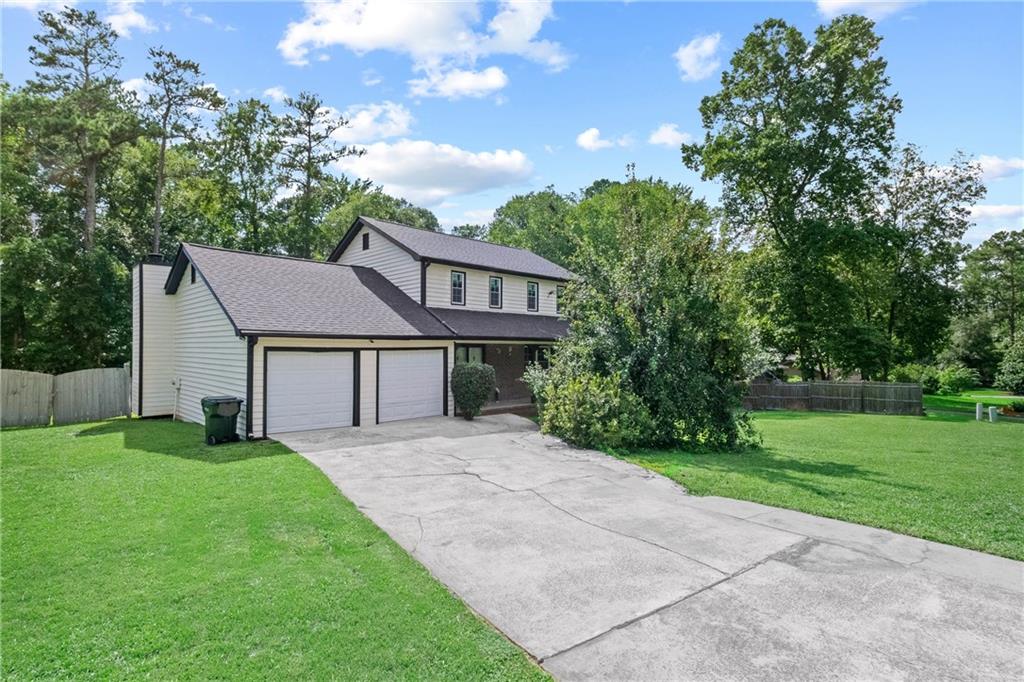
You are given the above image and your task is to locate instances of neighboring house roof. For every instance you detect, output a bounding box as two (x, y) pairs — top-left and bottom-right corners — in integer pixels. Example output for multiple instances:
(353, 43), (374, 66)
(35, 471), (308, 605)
(327, 216), (574, 281)
(165, 243), (452, 338)
(427, 307), (568, 341)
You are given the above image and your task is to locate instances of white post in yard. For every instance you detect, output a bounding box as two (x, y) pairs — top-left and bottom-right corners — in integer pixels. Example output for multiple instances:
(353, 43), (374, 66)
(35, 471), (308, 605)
(977, 403), (984, 421)
(989, 406), (999, 423)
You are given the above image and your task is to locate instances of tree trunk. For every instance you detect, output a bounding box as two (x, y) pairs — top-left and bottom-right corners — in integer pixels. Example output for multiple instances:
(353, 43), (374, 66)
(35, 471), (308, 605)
(84, 158), (97, 250)
(151, 134), (169, 254)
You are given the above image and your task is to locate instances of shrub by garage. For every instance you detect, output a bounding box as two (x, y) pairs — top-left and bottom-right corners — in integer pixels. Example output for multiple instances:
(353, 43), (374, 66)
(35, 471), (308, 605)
(451, 363), (496, 420)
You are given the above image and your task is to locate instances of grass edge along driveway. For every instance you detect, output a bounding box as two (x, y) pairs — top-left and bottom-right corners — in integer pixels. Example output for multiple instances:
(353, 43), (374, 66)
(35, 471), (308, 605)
(618, 410), (1023, 561)
(2, 418), (547, 680)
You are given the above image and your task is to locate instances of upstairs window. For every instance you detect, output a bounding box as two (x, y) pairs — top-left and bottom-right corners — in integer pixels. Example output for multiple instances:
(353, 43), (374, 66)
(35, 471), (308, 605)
(362, 232), (370, 250)
(489, 276), (503, 308)
(527, 281), (539, 312)
(556, 285), (565, 314)
(451, 271), (466, 305)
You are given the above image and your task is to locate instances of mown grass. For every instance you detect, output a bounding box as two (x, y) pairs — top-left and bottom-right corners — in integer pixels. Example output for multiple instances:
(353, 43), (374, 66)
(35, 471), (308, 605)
(620, 411), (1023, 560)
(1, 418), (546, 680)
(923, 387), (1020, 414)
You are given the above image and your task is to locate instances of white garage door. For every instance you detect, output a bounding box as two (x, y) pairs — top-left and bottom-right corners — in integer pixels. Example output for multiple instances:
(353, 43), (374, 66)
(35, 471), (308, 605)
(266, 351), (355, 433)
(378, 349), (444, 423)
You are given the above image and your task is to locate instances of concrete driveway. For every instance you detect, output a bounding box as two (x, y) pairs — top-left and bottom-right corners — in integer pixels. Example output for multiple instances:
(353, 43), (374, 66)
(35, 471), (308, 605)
(275, 415), (1024, 680)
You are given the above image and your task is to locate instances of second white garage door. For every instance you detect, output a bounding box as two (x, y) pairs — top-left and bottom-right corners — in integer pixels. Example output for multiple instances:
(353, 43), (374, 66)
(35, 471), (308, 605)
(266, 351), (355, 433)
(377, 349), (444, 423)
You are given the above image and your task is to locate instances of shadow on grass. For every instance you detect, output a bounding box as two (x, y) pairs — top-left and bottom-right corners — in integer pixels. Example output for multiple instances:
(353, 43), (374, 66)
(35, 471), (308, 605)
(627, 445), (926, 499)
(76, 418), (290, 464)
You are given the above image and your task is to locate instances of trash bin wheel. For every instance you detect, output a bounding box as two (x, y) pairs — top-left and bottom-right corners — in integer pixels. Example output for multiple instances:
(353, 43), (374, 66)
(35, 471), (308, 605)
(206, 435), (217, 446)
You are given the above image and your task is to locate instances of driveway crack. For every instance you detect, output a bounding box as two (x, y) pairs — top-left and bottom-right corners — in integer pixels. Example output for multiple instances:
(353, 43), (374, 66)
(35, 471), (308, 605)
(540, 537), (817, 664)
(526, 488), (731, 577)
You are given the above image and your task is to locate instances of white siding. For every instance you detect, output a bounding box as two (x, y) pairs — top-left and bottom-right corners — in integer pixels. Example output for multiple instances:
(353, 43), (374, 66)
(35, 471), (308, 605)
(335, 225), (421, 300)
(132, 265), (140, 414)
(426, 265), (561, 316)
(137, 263), (176, 417)
(360, 350), (377, 426)
(251, 337), (455, 437)
(173, 269), (248, 436)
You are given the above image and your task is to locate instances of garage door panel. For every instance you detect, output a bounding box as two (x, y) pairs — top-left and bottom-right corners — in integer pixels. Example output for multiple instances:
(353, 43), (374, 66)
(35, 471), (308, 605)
(267, 351), (355, 433)
(378, 349), (444, 423)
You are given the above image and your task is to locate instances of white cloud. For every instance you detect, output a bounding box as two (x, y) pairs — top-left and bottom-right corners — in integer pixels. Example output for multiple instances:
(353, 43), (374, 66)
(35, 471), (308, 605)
(120, 77), (151, 98)
(334, 139), (533, 206)
(575, 127), (630, 152)
(648, 123), (692, 148)
(479, 1), (568, 72)
(674, 32), (721, 82)
(408, 66), (508, 99)
(361, 68), (382, 86)
(278, 0), (567, 68)
(965, 205), (1024, 245)
(181, 5), (214, 25)
(977, 155), (1024, 181)
(816, 1), (918, 20)
(970, 205), (1024, 222)
(3, 0), (76, 10)
(277, 0), (565, 98)
(106, 0), (156, 38)
(332, 101), (413, 143)
(262, 86), (288, 103)
(463, 208), (496, 224)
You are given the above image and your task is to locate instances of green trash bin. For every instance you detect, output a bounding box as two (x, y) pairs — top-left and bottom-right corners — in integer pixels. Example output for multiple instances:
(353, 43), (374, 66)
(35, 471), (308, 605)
(201, 396), (243, 445)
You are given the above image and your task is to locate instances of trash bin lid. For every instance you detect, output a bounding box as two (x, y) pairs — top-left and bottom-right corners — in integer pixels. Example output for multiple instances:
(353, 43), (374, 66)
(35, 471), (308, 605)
(201, 395), (244, 404)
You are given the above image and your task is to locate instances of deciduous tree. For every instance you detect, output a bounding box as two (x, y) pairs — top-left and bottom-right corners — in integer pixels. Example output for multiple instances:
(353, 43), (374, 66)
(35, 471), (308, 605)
(683, 16), (901, 378)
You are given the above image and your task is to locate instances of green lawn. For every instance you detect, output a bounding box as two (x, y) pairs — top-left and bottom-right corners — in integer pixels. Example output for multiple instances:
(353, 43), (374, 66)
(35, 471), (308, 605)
(1, 419), (545, 680)
(923, 387), (1020, 414)
(620, 411), (1024, 561)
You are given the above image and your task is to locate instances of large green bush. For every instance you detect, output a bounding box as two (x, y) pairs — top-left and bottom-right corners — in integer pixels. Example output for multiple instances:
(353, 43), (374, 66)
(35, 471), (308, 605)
(936, 364), (980, 395)
(539, 373), (652, 450)
(450, 362), (496, 420)
(995, 342), (1024, 395)
(889, 363), (939, 394)
(530, 179), (754, 451)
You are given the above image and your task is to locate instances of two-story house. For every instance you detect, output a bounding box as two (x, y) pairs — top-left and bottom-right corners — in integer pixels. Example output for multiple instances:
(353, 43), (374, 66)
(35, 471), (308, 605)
(131, 216), (572, 439)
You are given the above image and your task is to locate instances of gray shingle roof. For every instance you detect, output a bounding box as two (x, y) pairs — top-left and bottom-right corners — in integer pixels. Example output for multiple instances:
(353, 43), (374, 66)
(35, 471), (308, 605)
(171, 244), (452, 337)
(339, 216), (574, 281)
(427, 307), (568, 341)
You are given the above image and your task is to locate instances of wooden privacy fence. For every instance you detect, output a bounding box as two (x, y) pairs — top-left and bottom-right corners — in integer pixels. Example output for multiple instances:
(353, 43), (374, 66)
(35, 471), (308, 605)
(1, 367), (130, 428)
(743, 380), (923, 416)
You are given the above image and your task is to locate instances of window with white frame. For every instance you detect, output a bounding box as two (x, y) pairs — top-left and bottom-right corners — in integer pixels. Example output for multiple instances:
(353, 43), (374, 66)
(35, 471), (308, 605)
(450, 271), (466, 305)
(526, 281), (539, 312)
(489, 276), (502, 308)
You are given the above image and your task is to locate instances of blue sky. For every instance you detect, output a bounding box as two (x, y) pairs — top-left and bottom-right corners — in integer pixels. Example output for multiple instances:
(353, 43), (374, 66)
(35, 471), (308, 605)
(2, 1), (1022, 243)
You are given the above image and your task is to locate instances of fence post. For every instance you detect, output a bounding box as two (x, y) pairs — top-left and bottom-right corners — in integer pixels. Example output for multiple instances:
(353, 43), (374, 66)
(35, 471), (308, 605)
(860, 381), (866, 413)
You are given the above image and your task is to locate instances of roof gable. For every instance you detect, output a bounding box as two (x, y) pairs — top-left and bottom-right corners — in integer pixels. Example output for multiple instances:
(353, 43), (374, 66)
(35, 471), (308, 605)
(327, 216), (574, 281)
(165, 244), (452, 338)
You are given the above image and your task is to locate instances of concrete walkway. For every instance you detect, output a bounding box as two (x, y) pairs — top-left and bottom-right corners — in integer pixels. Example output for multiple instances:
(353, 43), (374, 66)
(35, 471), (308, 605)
(275, 415), (1024, 680)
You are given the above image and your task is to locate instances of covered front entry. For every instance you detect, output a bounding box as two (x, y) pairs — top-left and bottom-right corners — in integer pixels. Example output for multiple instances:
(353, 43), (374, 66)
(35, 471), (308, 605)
(377, 348), (447, 423)
(265, 350), (357, 433)
(455, 343), (550, 412)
